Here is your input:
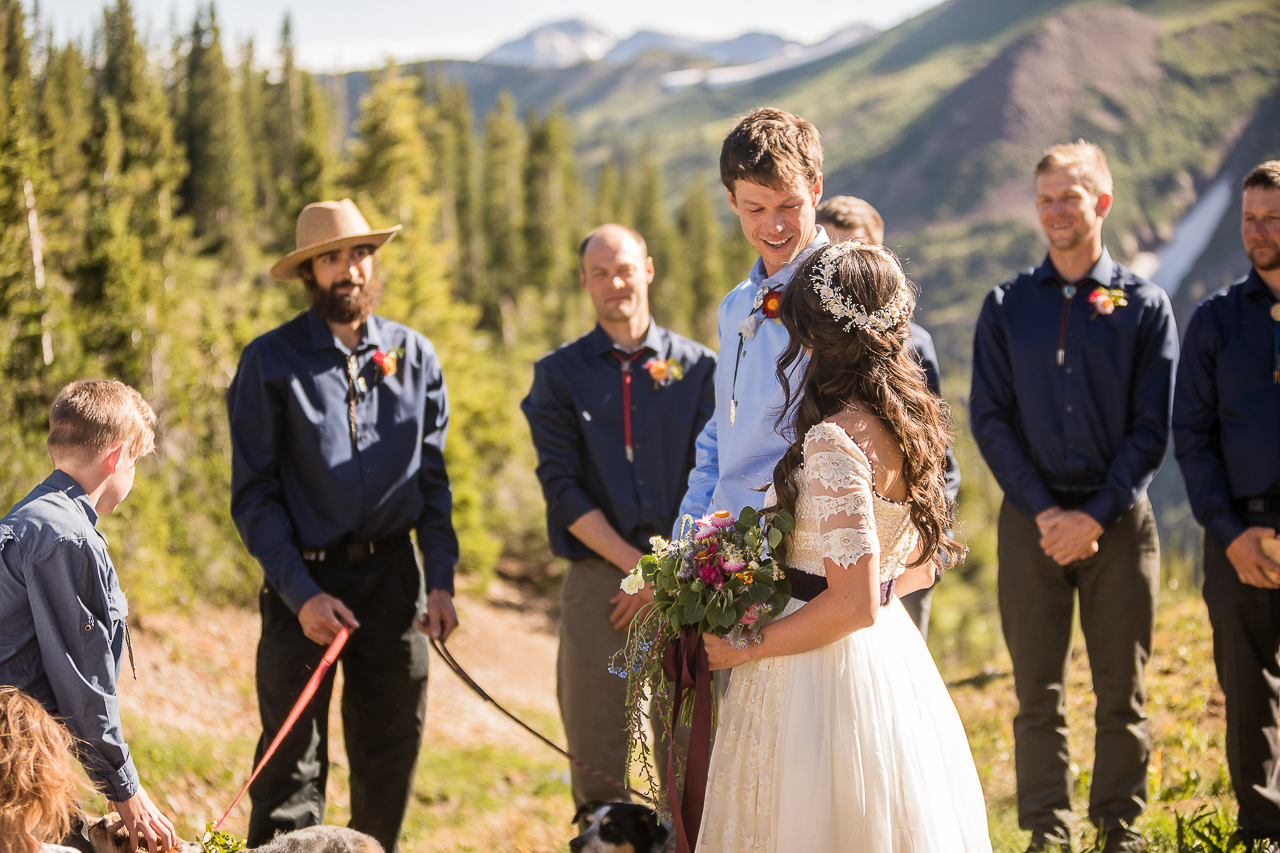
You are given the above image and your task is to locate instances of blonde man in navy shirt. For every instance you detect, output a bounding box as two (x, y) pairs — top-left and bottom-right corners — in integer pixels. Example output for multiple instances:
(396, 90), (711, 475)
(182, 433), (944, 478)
(1174, 160), (1280, 850)
(971, 143), (1177, 852)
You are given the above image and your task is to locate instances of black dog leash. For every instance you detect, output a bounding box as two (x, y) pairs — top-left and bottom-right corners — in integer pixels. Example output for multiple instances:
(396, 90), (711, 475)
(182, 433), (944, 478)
(428, 637), (656, 805)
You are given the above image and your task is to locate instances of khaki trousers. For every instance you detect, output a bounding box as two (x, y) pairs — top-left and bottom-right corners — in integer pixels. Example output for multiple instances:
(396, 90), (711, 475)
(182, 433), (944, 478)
(559, 557), (665, 806)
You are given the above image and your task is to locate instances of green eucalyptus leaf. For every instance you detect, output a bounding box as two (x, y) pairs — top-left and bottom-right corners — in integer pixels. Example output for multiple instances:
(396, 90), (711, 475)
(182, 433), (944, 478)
(773, 510), (796, 533)
(768, 528), (783, 549)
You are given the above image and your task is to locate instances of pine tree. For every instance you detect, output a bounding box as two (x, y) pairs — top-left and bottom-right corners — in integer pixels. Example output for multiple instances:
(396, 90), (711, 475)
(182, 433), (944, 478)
(346, 64), (512, 577)
(238, 39), (277, 241)
(426, 71), (482, 306)
(479, 91), (525, 336)
(676, 174), (725, 347)
(522, 102), (585, 345)
(176, 3), (252, 261)
(630, 146), (684, 332)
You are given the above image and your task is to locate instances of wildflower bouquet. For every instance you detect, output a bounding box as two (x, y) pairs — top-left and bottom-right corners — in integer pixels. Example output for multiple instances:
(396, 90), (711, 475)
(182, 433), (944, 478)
(612, 506), (793, 831)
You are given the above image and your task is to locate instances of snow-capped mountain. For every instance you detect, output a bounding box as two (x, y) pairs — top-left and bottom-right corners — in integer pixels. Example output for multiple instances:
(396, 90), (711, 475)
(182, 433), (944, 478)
(481, 20), (617, 69)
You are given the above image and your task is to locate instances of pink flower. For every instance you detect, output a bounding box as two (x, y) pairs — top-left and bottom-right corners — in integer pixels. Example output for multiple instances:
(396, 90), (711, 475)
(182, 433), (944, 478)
(709, 511), (736, 529)
(1089, 288), (1115, 316)
(698, 561), (722, 586)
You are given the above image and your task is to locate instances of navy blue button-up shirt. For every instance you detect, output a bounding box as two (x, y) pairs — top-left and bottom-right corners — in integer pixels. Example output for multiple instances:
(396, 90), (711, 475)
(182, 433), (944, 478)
(522, 323), (716, 561)
(1174, 269), (1280, 547)
(228, 310), (458, 612)
(971, 249), (1178, 528)
(0, 471), (139, 802)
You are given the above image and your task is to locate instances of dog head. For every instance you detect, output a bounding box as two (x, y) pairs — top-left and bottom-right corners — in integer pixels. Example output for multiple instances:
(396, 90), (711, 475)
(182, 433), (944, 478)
(86, 814), (201, 853)
(569, 801), (672, 853)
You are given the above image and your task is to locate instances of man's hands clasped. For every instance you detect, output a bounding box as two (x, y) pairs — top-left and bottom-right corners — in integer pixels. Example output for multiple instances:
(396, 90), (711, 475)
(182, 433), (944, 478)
(1036, 507), (1104, 566)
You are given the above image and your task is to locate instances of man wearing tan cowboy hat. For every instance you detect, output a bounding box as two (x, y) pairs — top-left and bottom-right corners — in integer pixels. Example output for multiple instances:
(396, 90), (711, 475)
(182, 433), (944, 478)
(227, 199), (460, 851)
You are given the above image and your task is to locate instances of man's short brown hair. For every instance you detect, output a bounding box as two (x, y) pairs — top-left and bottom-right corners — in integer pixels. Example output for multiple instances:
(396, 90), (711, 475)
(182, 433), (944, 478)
(816, 196), (885, 246)
(47, 380), (156, 465)
(1035, 140), (1113, 198)
(1244, 160), (1280, 192)
(720, 107), (823, 195)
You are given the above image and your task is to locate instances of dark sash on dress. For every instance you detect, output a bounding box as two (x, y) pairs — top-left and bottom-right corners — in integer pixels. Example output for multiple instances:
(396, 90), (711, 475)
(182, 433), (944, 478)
(785, 567), (896, 606)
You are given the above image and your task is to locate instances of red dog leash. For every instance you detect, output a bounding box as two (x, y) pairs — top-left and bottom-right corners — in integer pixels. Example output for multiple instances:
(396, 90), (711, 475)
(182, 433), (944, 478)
(213, 627), (350, 831)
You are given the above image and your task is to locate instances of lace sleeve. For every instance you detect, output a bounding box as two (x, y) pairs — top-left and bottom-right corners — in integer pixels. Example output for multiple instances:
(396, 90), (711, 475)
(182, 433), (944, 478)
(803, 423), (878, 568)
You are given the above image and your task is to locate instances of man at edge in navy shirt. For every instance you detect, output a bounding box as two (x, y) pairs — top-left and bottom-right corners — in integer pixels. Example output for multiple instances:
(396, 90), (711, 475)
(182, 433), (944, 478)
(227, 199), (459, 852)
(522, 224), (715, 806)
(971, 142), (1177, 853)
(1173, 159), (1280, 849)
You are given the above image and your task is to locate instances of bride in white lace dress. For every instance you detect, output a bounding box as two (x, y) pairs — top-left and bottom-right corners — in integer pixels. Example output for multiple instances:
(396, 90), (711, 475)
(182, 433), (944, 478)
(697, 242), (992, 852)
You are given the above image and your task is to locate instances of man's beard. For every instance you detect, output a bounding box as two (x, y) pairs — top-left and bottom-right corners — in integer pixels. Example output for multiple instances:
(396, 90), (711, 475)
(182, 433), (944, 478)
(1247, 240), (1280, 272)
(305, 276), (383, 324)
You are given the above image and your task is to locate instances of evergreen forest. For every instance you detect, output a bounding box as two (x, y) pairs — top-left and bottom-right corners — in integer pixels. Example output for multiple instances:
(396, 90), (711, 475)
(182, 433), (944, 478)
(4, 0), (759, 618)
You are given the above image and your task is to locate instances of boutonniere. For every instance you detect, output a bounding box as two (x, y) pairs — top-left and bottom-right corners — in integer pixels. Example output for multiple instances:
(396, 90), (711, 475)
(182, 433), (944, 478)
(741, 286), (784, 340)
(371, 347), (403, 376)
(1088, 287), (1128, 318)
(644, 358), (684, 388)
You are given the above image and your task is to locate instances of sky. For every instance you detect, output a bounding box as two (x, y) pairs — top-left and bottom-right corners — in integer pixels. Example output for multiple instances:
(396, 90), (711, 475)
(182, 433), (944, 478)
(44, 0), (945, 72)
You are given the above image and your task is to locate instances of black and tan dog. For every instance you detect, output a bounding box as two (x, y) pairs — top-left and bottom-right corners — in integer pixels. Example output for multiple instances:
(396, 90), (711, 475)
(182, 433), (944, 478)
(86, 814), (383, 853)
(569, 801), (674, 853)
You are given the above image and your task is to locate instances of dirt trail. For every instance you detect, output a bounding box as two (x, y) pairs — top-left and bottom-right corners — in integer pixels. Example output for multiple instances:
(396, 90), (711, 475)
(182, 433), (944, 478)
(123, 581), (562, 757)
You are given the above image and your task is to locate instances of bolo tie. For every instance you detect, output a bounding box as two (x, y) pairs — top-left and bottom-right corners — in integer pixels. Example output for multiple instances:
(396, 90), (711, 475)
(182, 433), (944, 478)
(611, 349), (648, 462)
(1057, 283), (1077, 366)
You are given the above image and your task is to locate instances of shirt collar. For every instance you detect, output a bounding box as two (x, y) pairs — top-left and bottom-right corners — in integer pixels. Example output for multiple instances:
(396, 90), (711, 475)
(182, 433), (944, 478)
(306, 309), (383, 353)
(44, 470), (101, 530)
(590, 321), (665, 359)
(1035, 246), (1116, 288)
(1243, 267), (1280, 302)
(748, 225), (831, 289)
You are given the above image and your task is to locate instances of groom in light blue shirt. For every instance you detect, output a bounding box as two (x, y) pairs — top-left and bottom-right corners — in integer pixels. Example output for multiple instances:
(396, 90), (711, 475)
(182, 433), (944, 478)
(679, 107), (829, 524)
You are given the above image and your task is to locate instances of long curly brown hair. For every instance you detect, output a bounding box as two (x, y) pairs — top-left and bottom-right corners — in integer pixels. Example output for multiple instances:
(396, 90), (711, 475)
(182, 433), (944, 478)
(771, 243), (964, 570)
(0, 687), (85, 853)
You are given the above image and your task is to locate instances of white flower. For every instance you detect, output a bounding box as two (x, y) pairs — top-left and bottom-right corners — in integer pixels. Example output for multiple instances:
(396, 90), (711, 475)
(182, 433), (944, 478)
(738, 316), (759, 340)
(649, 535), (670, 555)
(621, 572), (645, 595)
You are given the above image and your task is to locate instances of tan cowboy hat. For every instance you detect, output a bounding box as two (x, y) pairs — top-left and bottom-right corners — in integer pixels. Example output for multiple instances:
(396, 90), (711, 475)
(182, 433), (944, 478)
(270, 199), (402, 281)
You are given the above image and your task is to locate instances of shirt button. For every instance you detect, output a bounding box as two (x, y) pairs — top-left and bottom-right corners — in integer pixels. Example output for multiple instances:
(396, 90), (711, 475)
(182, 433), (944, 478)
(1065, 405), (1073, 413)
(1065, 367), (1073, 374)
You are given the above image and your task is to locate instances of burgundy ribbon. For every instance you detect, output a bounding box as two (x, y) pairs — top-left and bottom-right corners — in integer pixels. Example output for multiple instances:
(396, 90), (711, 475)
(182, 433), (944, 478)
(662, 625), (714, 853)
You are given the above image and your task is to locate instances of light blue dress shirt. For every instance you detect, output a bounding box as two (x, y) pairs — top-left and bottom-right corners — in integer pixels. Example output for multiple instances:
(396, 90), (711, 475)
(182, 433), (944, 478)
(677, 228), (829, 527)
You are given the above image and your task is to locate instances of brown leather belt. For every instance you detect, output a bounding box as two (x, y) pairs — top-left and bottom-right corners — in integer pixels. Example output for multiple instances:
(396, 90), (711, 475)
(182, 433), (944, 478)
(785, 567), (896, 606)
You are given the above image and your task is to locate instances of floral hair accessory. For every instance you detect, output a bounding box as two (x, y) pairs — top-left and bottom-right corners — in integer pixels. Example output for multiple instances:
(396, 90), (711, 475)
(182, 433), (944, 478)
(1088, 286), (1127, 318)
(808, 241), (912, 334)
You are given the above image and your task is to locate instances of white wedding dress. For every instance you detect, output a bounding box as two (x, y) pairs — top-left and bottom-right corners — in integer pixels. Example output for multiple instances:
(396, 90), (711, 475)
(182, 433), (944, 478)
(696, 421), (992, 852)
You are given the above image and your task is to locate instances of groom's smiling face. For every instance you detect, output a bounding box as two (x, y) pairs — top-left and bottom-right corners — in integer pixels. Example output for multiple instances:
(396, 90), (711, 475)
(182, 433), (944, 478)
(728, 175), (823, 278)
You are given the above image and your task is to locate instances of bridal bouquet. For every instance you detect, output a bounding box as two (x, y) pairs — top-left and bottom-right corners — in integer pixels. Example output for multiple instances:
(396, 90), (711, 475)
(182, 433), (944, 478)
(611, 506), (793, 826)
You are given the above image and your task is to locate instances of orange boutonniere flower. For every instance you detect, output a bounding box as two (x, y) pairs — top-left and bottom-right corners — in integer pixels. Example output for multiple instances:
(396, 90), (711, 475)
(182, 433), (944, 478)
(371, 349), (398, 377)
(644, 358), (685, 388)
(1088, 287), (1128, 318)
